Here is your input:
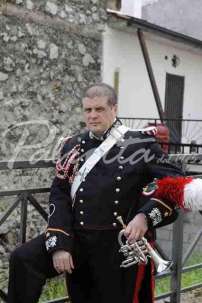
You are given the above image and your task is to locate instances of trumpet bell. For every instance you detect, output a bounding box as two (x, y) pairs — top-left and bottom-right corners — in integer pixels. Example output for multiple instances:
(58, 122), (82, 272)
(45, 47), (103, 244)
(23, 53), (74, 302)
(156, 259), (173, 273)
(146, 240), (173, 273)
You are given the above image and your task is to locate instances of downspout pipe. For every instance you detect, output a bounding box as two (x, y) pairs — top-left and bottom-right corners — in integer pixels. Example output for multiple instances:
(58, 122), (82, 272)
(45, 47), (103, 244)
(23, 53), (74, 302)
(137, 28), (165, 123)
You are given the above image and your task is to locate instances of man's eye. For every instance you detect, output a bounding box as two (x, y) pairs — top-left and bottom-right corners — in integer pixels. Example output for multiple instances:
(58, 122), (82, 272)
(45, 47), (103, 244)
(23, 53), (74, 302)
(84, 109), (91, 113)
(97, 108), (104, 112)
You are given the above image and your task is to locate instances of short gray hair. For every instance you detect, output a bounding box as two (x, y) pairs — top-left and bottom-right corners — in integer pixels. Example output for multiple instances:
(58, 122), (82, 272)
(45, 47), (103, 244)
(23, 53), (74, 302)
(83, 83), (117, 106)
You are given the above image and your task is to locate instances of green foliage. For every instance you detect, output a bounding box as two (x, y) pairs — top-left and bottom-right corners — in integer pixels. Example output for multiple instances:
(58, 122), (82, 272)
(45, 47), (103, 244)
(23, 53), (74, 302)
(156, 277), (170, 295)
(39, 276), (67, 302)
(156, 252), (202, 296)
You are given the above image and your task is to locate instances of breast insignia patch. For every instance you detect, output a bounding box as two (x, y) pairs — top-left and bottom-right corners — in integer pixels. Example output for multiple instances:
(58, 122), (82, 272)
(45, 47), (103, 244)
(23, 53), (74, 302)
(143, 179), (158, 196)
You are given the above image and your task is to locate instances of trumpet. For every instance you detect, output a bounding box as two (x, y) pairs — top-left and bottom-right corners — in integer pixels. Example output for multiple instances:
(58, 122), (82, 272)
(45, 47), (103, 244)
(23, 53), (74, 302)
(117, 216), (173, 273)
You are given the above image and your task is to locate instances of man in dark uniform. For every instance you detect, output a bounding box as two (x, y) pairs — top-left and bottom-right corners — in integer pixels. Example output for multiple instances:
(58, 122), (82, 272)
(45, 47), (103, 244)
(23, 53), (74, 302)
(8, 83), (182, 303)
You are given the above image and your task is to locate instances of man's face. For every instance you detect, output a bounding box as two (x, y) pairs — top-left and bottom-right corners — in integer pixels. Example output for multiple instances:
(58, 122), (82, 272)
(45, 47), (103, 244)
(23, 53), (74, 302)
(82, 96), (117, 135)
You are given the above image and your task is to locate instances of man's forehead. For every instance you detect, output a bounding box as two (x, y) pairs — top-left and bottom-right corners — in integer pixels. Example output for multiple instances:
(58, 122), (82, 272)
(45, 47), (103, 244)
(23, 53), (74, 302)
(82, 96), (109, 107)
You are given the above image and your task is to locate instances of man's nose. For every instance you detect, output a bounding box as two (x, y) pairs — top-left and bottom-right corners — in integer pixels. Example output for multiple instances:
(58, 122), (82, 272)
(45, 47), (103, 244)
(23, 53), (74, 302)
(89, 110), (98, 119)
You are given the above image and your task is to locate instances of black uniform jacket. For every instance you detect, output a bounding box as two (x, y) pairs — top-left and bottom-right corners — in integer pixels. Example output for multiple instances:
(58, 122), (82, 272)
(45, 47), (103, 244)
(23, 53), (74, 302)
(45, 125), (183, 254)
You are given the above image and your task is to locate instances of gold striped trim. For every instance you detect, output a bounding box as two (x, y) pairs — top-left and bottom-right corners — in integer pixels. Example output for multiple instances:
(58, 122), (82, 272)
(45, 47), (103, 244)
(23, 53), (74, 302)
(151, 198), (173, 215)
(46, 228), (70, 237)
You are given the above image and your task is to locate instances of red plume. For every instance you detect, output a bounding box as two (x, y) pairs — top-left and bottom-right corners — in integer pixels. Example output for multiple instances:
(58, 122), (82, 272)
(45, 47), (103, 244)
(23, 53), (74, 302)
(154, 176), (193, 209)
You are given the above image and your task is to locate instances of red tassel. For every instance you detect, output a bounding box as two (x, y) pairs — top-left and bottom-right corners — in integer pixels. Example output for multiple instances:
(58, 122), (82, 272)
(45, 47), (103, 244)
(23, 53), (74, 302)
(154, 176), (193, 209)
(133, 264), (146, 303)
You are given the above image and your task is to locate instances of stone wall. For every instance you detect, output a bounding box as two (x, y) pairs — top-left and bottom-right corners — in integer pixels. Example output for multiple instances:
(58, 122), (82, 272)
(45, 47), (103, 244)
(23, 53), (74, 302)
(0, 0), (107, 293)
(0, 0), (107, 163)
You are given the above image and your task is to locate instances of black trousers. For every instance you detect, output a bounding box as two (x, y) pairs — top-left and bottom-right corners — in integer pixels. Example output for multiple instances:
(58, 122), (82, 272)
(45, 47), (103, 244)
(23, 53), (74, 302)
(8, 231), (154, 303)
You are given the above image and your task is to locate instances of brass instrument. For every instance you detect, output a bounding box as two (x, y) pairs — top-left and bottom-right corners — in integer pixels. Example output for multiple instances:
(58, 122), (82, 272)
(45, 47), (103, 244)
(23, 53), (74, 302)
(117, 216), (173, 273)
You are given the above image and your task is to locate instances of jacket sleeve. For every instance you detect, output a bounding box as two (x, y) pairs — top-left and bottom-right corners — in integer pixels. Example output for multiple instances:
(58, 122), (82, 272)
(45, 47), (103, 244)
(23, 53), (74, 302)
(137, 138), (184, 228)
(45, 140), (75, 254)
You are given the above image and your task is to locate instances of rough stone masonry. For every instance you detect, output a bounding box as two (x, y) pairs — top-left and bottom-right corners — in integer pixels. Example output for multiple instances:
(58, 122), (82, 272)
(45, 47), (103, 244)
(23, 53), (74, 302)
(0, 0), (107, 292)
(0, 0), (107, 162)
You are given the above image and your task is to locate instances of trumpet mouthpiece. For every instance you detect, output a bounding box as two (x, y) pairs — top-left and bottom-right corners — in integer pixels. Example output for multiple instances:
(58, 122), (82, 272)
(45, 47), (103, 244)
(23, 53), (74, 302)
(116, 216), (126, 229)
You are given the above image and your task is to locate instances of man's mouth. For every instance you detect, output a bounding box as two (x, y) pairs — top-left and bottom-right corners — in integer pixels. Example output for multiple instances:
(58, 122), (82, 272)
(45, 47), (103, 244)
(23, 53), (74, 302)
(90, 123), (100, 126)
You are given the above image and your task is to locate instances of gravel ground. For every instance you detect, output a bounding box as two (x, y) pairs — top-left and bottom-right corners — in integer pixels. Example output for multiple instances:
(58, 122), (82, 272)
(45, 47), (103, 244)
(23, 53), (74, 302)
(181, 289), (202, 303)
(157, 289), (202, 303)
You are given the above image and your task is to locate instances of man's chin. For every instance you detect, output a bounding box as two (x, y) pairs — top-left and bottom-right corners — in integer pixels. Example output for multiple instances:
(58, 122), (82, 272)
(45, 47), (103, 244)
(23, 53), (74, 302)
(90, 127), (105, 136)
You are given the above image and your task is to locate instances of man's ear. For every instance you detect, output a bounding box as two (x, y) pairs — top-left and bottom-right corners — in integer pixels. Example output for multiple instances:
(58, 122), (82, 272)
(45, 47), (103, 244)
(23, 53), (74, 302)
(114, 104), (118, 114)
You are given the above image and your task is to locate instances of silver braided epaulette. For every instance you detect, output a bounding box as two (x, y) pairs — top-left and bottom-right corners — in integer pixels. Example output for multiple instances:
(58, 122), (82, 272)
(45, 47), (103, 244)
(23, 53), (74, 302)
(140, 126), (157, 136)
(128, 126), (157, 136)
